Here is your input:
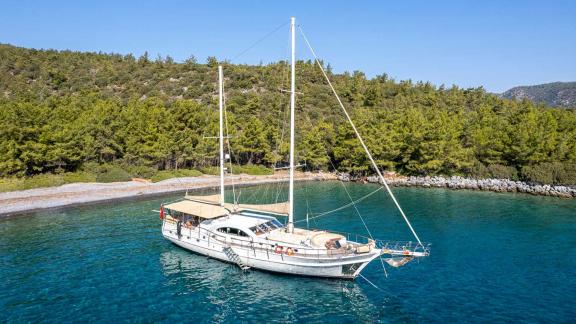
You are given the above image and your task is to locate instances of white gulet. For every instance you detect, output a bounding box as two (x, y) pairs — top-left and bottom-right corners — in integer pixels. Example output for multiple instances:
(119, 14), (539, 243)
(160, 17), (429, 279)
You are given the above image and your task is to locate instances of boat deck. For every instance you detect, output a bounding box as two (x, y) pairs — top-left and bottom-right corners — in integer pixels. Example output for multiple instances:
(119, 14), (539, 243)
(266, 228), (346, 248)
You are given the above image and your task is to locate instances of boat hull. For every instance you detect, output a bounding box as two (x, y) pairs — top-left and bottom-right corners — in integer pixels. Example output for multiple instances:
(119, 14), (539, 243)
(163, 230), (379, 279)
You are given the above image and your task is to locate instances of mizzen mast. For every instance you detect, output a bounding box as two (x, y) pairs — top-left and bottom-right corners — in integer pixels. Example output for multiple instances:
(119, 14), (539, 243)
(287, 17), (296, 233)
(218, 65), (225, 207)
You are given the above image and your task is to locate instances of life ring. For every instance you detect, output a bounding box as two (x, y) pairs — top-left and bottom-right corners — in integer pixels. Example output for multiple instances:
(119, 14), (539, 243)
(403, 250), (411, 255)
(285, 247), (294, 256)
(274, 246), (283, 254)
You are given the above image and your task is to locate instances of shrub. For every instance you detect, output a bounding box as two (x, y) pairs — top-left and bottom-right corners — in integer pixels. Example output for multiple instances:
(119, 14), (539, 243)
(22, 174), (66, 189)
(81, 162), (134, 183)
(521, 162), (576, 185)
(521, 163), (555, 184)
(487, 164), (518, 180)
(0, 174), (64, 192)
(199, 166), (219, 175)
(81, 162), (104, 174)
(62, 171), (97, 183)
(94, 165), (132, 183)
(0, 178), (20, 192)
(467, 160), (491, 179)
(231, 164), (273, 175)
(0, 171), (97, 192)
(151, 169), (203, 182)
(557, 163), (576, 185)
(123, 165), (157, 179)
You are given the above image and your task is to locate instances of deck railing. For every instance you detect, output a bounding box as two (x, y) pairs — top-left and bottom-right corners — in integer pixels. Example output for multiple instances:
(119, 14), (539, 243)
(163, 219), (430, 259)
(303, 227), (431, 257)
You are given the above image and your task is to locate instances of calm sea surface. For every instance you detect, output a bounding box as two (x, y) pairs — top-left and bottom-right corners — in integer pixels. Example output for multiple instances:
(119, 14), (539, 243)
(1, 181), (575, 323)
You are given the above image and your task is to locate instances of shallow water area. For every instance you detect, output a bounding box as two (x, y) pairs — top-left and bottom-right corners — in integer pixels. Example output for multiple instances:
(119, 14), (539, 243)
(1, 182), (575, 322)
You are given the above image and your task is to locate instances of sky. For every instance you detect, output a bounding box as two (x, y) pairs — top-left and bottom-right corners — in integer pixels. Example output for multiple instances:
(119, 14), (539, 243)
(1, 0), (575, 93)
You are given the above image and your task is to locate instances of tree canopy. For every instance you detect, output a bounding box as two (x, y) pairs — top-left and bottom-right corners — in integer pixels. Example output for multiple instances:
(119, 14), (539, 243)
(1, 44), (575, 184)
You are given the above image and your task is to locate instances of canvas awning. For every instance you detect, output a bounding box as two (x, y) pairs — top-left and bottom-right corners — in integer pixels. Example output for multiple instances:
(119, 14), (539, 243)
(185, 194), (289, 216)
(163, 200), (229, 219)
(228, 202), (289, 215)
(185, 194), (220, 204)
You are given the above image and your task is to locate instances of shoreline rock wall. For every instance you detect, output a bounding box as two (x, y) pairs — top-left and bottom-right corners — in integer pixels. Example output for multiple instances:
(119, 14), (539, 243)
(337, 173), (576, 198)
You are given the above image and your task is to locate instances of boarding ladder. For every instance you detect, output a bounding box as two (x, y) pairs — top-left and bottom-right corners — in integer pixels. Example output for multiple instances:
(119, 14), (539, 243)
(223, 246), (250, 271)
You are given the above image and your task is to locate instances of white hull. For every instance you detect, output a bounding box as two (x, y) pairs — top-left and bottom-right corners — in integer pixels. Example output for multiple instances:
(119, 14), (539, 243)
(162, 225), (380, 279)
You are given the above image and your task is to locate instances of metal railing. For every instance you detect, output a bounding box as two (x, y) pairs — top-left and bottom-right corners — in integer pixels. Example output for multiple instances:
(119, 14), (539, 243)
(375, 240), (431, 257)
(162, 219), (430, 259)
(301, 228), (430, 257)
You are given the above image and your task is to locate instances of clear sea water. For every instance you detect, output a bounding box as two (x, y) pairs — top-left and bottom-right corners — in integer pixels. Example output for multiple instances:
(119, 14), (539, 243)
(1, 181), (575, 323)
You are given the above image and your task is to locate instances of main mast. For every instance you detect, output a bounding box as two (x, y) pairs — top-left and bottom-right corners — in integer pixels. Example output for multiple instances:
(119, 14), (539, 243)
(287, 17), (296, 233)
(218, 65), (225, 207)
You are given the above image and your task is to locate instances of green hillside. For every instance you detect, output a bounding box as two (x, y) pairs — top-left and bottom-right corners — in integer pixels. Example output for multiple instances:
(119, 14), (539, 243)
(501, 82), (576, 108)
(1, 44), (576, 185)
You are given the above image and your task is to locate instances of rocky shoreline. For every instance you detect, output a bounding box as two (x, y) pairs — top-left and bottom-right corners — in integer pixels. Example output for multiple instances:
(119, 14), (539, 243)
(338, 173), (576, 198)
(2, 171), (573, 217)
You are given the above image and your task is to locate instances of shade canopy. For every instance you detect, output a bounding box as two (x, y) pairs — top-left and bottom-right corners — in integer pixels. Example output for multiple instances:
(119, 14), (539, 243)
(185, 194), (220, 204)
(185, 194), (289, 216)
(163, 200), (229, 219)
(230, 202), (289, 215)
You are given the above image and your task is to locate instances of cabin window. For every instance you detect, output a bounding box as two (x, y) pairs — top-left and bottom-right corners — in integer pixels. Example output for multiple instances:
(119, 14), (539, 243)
(249, 221), (283, 234)
(217, 227), (248, 237)
(270, 220), (283, 228)
(237, 230), (248, 237)
(264, 220), (283, 230)
(250, 226), (265, 235)
(265, 222), (278, 230)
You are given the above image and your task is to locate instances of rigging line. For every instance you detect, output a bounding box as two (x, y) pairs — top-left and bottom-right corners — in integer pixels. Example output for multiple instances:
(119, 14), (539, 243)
(222, 82), (237, 204)
(159, 196), (186, 208)
(298, 26), (423, 245)
(379, 255), (389, 278)
(327, 154), (375, 240)
(294, 91), (377, 235)
(295, 186), (383, 222)
(193, 84), (219, 195)
(303, 182), (313, 229)
(273, 180), (285, 205)
(274, 27), (291, 202)
(275, 26), (291, 156)
(311, 209), (319, 228)
(272, 29), (292, 204)
(295, 112), (374, 240)
(278, 26), (291, 147)
(358, 273), (383, 291)
(230, 22), (289, 63)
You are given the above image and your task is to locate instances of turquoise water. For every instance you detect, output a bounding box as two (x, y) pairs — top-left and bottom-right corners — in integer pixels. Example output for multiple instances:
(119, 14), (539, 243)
(1, 182), (575, 323)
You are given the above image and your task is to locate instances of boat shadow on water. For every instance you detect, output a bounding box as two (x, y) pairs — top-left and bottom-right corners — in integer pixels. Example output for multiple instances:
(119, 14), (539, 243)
(158, 246), (414, 321)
